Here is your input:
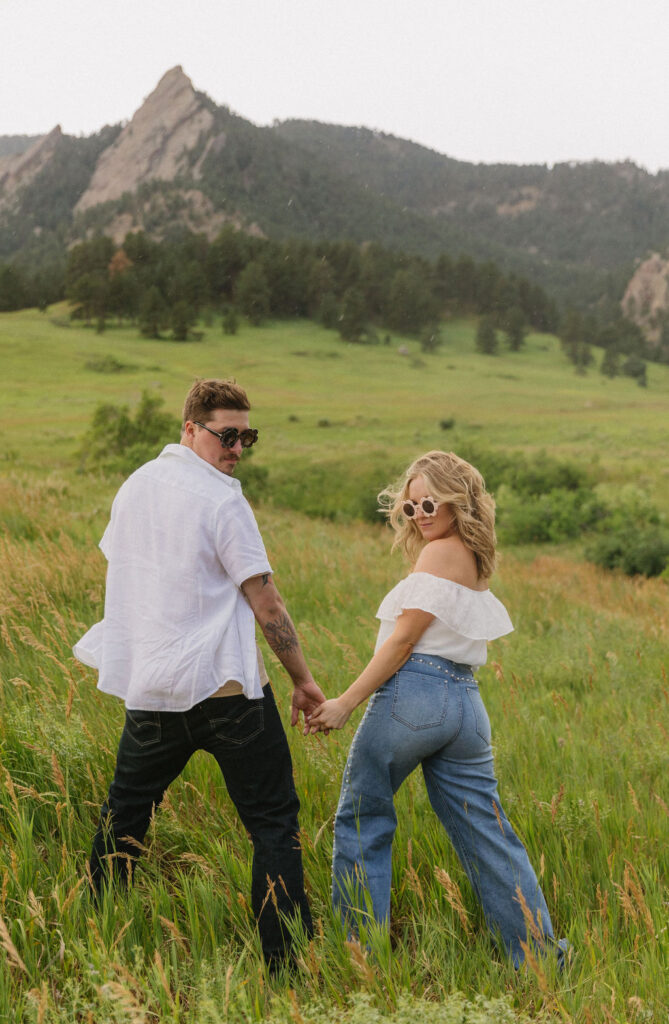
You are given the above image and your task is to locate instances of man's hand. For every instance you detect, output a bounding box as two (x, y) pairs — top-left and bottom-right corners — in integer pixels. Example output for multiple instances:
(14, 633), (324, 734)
(291, 679), (327, 733)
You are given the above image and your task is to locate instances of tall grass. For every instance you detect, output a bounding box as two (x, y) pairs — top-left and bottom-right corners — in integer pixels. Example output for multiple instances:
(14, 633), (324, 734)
(0, 476), (667, 1022)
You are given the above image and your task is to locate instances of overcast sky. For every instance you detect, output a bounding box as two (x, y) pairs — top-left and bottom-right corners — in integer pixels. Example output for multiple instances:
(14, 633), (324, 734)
(3, 0), (668, 172)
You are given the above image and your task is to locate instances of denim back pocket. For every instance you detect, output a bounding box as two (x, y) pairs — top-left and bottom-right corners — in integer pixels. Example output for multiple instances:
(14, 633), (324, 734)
(206, 700), (264, 747)
(126, 710), (162, 748)
(391, 670), (448, 731)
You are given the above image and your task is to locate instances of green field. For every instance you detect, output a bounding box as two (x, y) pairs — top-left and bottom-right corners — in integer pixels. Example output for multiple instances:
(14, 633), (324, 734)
(0, 308), (667, 1023)
(2, 306), (669, 503)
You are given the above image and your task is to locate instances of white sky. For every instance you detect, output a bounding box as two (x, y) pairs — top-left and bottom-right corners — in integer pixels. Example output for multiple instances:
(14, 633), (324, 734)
(2, 0), (669, 172)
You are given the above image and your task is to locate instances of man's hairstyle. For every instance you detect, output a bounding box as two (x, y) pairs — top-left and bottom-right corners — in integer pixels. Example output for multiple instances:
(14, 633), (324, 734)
(182, 378), (250, 427)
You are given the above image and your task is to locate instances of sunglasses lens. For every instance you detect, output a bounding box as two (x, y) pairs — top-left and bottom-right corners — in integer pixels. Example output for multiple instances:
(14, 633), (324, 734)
(239, 429), (258, 448)
(402, 501), (416, 518)
(422, 499), (435, 515)
(219, 428), (239, 448)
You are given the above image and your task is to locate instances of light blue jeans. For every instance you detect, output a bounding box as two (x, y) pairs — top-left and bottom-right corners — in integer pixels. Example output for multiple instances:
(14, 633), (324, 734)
(332, 653), (560, 966)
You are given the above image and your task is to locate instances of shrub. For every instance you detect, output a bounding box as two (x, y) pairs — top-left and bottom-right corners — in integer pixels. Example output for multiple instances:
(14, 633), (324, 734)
(496, 485), (607, 544)
(84, 354), (137, 373)
(585, 525), (669, 577)
(222, 307), (239, 335)
(456, 444), (590, 496)
(597, 484), (662, 531)
(269, 458), (400, 524)
(79, 391), (180, 476)
(234, 455), (270, 503)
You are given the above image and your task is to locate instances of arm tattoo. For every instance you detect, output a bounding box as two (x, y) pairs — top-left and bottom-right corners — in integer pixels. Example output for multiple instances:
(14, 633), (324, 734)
(261, 573), (271, 587)
(264, 612), (299, 656)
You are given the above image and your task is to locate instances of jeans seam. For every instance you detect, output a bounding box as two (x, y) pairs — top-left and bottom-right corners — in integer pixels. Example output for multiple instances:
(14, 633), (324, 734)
(427, 781), (481, 899)
(466, 687), (491, 744)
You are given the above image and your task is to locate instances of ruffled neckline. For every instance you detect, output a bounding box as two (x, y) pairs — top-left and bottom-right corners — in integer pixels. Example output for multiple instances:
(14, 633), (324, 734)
(376, 572), (513, 641)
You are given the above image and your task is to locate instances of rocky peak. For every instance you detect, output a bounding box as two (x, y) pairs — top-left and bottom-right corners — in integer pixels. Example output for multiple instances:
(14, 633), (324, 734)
(75, 66), (215, 212)
(0, 126), (62, 208)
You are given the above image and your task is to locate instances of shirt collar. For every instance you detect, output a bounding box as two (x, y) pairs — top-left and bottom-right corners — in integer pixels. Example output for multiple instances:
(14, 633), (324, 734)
(159, 443), (242, 490)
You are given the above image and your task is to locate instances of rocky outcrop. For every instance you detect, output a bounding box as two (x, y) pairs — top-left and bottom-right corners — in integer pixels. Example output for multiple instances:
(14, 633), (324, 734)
(0, 126), (61, 209)
(99, 189), (252, 245)
(496, 186), (541, 217)
(75, 67), (214, 212)
(621, 253), (669, 343)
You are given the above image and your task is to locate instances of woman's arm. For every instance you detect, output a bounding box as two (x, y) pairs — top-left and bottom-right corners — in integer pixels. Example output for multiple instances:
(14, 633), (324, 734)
(307, 606), (434, 732)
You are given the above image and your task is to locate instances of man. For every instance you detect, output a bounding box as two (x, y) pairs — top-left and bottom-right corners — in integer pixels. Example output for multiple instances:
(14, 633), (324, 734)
(74, 378), (325, 969)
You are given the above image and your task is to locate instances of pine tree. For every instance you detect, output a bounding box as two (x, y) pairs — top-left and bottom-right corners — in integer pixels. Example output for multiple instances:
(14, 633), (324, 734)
(475, 315), (498, 355)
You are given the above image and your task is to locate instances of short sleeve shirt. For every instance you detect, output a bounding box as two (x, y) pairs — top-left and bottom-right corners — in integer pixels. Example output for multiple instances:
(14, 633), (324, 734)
(73, 444), (272, 710)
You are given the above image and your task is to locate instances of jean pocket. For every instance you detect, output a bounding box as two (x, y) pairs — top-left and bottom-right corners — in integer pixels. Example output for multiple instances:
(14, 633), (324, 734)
(126, 710), (162, 748)
(391, 670), (448, 731)
(206, 700), (264, 747)
(466, 687), (492, 745)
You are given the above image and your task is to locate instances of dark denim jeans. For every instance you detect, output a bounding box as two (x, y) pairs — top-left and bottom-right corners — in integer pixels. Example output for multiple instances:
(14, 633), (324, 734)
(91, 684), (313, 965)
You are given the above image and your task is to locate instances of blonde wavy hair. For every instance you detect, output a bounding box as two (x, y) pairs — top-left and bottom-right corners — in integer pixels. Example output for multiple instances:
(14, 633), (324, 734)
(379, 450), (497, 580)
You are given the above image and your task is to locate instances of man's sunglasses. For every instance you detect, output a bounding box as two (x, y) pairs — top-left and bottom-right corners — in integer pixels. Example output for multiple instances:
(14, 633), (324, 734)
(402, 496), (440, 519)
(194, 421), (259, 449)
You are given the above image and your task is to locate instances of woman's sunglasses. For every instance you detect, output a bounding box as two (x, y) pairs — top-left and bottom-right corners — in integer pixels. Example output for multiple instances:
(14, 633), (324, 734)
(194, 421), (259, 448)
(402, 496), (440, 519)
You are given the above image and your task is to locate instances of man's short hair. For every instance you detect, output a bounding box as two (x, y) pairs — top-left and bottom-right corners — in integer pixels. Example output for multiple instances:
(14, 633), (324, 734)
(182, 378), (250, 427)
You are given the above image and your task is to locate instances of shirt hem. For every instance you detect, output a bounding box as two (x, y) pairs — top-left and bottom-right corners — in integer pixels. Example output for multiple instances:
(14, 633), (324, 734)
(97, 676), (266, 712)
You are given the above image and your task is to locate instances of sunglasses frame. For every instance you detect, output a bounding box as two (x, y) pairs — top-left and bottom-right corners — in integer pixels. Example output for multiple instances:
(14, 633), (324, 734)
(402, 496), (440, 519)
(193, 421), (259, 449)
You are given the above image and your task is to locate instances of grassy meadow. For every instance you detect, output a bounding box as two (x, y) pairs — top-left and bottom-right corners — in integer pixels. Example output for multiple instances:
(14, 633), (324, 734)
(0, 307), (667, 1023)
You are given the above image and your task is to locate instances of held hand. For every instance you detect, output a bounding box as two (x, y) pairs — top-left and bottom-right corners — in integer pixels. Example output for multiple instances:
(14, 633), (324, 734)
(307, 697), (352, 734)
(290, 679), (327, 732)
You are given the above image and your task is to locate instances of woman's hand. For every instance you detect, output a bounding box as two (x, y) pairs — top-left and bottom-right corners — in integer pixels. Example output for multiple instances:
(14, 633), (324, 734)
(308, 697), (352, 733)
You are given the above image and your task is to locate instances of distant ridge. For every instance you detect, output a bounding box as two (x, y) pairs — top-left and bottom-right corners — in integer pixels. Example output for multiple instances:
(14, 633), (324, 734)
(2, 65), (669, 326)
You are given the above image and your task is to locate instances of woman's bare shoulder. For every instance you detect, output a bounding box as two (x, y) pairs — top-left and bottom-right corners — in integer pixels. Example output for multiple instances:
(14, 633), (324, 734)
(414, 537), (485, 590)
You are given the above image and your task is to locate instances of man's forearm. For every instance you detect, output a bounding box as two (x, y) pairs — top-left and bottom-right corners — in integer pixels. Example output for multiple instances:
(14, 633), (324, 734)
(259, 607), (313, 685)
(242, 575), (314, 687)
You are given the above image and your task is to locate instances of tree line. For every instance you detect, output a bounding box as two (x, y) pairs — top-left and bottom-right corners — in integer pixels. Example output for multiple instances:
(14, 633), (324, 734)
(2, 226), (662, 377)
(0, 227), (559, 343)
(556, 308), (666, 381)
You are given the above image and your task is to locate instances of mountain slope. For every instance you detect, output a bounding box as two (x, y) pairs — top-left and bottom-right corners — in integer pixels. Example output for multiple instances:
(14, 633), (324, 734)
(1, 66), (669, 314)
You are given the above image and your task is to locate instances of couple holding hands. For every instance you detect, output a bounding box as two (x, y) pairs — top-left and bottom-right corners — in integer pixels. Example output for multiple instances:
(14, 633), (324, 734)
(75, 378), (566, 972)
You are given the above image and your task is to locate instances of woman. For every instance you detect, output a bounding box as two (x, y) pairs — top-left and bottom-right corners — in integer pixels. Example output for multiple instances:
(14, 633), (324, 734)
(309, 450), (565, 966)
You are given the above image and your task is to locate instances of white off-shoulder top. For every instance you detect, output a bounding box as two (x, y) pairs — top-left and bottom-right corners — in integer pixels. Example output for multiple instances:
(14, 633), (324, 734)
(374, 572), (513, 669)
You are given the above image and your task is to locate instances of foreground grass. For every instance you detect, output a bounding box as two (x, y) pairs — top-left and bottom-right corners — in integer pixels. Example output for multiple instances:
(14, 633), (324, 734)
(0, 477), (667, 1022)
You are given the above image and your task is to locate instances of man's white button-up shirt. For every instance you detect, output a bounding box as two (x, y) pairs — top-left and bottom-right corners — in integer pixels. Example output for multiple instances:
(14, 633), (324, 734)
(73, 444), (272, 710)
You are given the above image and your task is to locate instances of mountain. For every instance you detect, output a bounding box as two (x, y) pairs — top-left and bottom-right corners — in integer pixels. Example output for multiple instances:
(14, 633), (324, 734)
(2, 65), (669, 318)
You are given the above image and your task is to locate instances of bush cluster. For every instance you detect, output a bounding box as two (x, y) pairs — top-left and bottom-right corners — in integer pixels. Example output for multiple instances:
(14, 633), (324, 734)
(268, 458), (398, 525)
(457, 445), (668, 576)
(583, 485), (669, 577)
(585, 526), (669, 577)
